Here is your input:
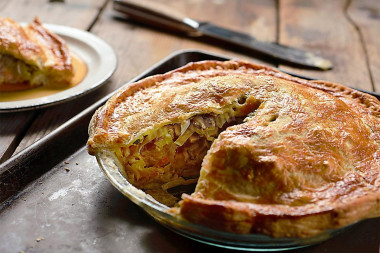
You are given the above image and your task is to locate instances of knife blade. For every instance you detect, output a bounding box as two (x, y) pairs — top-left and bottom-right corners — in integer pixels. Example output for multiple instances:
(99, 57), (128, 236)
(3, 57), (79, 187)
(113, 0), (333, 70)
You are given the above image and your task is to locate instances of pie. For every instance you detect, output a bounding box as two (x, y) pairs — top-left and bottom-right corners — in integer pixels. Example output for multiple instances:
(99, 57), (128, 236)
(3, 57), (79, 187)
(87, 60), (380, 238)
(0, 17), (73, 91)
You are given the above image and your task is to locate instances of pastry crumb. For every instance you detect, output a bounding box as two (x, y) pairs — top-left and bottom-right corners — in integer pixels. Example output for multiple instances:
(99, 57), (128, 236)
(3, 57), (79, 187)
(65, 167), (70, 172)
(36, 237), (44, 242)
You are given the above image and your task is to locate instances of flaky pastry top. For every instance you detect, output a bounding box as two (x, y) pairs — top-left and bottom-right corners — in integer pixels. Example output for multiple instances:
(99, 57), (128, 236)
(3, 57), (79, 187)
(88, 60), (379, 153)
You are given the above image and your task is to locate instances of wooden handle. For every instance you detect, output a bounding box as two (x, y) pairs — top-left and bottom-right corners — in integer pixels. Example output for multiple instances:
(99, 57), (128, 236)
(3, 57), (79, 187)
(113, 0), (199, 34)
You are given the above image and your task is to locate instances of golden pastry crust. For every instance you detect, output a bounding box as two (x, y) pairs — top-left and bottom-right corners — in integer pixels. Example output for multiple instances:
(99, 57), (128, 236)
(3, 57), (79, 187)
(0, 17), (73, 90)
(87, 60), (380, 237)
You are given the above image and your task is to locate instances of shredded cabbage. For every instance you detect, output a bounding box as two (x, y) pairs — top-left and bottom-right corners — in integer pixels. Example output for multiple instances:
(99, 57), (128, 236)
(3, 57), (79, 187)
(116, 101), (246, 190)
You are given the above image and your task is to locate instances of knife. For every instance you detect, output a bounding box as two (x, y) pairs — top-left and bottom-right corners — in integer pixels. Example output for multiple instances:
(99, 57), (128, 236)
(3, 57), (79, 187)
(113, 0), (333, 70)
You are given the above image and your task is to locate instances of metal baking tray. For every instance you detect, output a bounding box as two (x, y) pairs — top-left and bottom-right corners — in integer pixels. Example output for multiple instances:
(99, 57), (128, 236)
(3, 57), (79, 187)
(0, 50), (379, 253)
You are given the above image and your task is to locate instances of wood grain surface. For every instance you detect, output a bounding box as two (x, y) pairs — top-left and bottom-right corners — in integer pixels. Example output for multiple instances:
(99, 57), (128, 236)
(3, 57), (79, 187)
(279, 0), (379, 90)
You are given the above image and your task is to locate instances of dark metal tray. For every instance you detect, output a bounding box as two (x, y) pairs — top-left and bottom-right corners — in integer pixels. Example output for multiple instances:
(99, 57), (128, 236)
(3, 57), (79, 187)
(0, 50), (379, 253)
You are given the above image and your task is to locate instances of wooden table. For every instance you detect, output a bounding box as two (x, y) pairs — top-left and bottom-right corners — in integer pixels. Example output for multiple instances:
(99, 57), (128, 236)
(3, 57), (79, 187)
(0, 0), (379, 252)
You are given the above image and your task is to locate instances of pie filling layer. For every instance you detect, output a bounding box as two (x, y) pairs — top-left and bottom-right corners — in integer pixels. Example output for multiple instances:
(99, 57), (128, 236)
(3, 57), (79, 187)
(114, 97), (260, 205)
(0, 54), (43, 86)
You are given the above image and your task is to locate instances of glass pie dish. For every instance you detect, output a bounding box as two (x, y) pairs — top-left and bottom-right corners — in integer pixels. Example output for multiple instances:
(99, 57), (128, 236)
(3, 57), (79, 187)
(95, 151), (355, 251)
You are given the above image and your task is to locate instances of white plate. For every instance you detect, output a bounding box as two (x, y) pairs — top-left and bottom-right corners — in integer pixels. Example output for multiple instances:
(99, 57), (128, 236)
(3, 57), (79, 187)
(0, 24), (117, 112)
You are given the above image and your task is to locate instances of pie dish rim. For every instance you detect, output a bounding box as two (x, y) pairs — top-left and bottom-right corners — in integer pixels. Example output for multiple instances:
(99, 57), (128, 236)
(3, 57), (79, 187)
(95, 150), (360, 250)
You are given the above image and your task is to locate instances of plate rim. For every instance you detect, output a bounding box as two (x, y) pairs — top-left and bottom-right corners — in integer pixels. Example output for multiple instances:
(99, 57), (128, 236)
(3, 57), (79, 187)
(0, 23), (118, 113)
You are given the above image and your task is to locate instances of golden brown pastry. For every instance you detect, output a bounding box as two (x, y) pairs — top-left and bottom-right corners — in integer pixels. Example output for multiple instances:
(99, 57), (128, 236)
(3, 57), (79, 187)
(87, 60), (380, 238)
(0, 17), (73, 91)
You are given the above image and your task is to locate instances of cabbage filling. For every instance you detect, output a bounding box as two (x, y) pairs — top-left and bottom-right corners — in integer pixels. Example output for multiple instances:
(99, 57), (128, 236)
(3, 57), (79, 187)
(114, 96), (260, 205)
(0, 54), (43, 86)
(117, 113), (239, 187)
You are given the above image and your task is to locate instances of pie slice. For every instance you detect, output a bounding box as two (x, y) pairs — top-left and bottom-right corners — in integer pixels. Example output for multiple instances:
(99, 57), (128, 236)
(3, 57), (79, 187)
(87, 60), (380, 238)
(0, 17), (73, 91)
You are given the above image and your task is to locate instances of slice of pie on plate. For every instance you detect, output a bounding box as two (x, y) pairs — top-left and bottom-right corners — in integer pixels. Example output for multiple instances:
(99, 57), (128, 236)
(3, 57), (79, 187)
(0, 17), (73, 91)
(87, 60), (380, 238)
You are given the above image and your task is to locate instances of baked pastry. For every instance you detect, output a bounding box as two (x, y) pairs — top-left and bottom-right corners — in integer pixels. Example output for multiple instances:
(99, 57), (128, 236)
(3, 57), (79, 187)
(87, 60), (380, 238)
(0, 17), (73, 91)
